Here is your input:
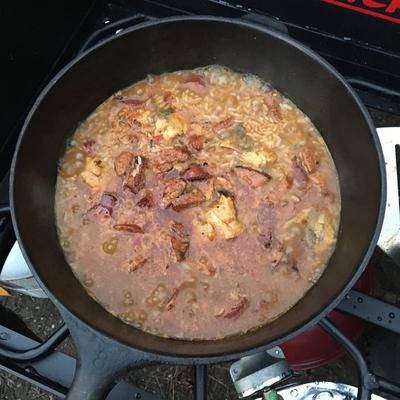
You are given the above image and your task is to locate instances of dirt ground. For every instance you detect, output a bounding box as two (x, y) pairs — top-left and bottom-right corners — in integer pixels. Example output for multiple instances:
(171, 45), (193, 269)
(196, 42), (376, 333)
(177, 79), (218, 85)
(1, 109), (399, 399)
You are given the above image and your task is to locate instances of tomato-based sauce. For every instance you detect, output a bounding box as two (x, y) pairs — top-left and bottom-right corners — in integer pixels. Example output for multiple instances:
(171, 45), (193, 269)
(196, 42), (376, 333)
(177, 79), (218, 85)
(55, 67), (340, 340)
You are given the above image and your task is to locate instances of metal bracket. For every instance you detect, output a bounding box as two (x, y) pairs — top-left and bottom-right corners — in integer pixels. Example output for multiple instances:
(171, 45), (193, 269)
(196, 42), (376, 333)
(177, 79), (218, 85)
(230, 346), (292, 398)
(337, 289), (400, 335)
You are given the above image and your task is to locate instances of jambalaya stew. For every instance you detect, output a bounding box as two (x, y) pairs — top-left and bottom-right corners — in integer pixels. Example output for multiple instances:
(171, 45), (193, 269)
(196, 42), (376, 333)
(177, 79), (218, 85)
(55, 67), (340, 340)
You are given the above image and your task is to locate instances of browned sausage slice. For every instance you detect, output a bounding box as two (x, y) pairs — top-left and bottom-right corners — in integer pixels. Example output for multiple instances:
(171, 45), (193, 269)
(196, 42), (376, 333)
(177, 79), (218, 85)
(171, 189), (206, 211)
(180, 164), (210, 181)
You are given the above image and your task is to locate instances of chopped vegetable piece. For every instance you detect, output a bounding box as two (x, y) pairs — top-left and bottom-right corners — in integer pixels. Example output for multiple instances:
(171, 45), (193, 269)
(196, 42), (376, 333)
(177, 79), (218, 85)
(81, 157), (103, 188)
(155, 113), (188, 141)
(234, 123), (246, 138)
(159, 107), (174, 117)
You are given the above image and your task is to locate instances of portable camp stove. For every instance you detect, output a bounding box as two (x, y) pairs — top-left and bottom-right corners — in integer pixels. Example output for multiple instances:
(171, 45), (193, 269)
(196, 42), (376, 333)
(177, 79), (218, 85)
(2, 2), (400, 399)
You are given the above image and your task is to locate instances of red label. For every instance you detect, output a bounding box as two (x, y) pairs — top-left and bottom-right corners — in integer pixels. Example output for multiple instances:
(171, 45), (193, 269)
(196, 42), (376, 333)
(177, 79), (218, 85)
(322, 0), (400, 23)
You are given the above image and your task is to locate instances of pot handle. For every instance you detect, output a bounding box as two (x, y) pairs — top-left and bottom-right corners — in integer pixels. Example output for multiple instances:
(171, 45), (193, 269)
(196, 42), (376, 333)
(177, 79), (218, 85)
(67, 360), (120, 400)
(241, 12), (289, 36)
(60, 309), (154, 400)
(76, 14), (156, 57)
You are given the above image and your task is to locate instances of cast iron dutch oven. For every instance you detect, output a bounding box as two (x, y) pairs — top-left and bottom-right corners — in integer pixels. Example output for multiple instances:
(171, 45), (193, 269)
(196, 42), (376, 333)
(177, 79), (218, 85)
(10, 16), (385, 399)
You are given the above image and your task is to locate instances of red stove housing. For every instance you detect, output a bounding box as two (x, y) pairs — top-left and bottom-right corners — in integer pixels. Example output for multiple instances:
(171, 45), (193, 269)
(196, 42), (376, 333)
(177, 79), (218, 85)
(323, 0), (400, 24)
(281, 267), (374, 370)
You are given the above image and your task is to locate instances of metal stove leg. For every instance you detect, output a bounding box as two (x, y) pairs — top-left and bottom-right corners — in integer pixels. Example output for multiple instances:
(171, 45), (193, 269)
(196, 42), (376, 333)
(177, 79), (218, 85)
(319, 317), (377, 400)
(195, 364), (207, 400)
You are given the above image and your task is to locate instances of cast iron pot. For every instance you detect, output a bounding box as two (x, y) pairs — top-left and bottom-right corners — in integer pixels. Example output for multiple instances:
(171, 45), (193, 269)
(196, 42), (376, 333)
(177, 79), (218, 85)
(10, 16), (385, 400)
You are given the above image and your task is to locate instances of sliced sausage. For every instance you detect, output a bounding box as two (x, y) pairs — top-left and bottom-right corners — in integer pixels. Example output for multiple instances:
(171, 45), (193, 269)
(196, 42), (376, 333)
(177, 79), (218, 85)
(181, 74), (207, 95)
(163, 91), (173, 104)
(180, 164), (210, 181)
(171, 189), (206, 211)
(121, 97), (146, 110)
(186, 74), (206, 86)
(160, 178), (187, 209)
(136, 192), (153, 208)
(123, 156), (146, 194)
(113, 223), (144, 234)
